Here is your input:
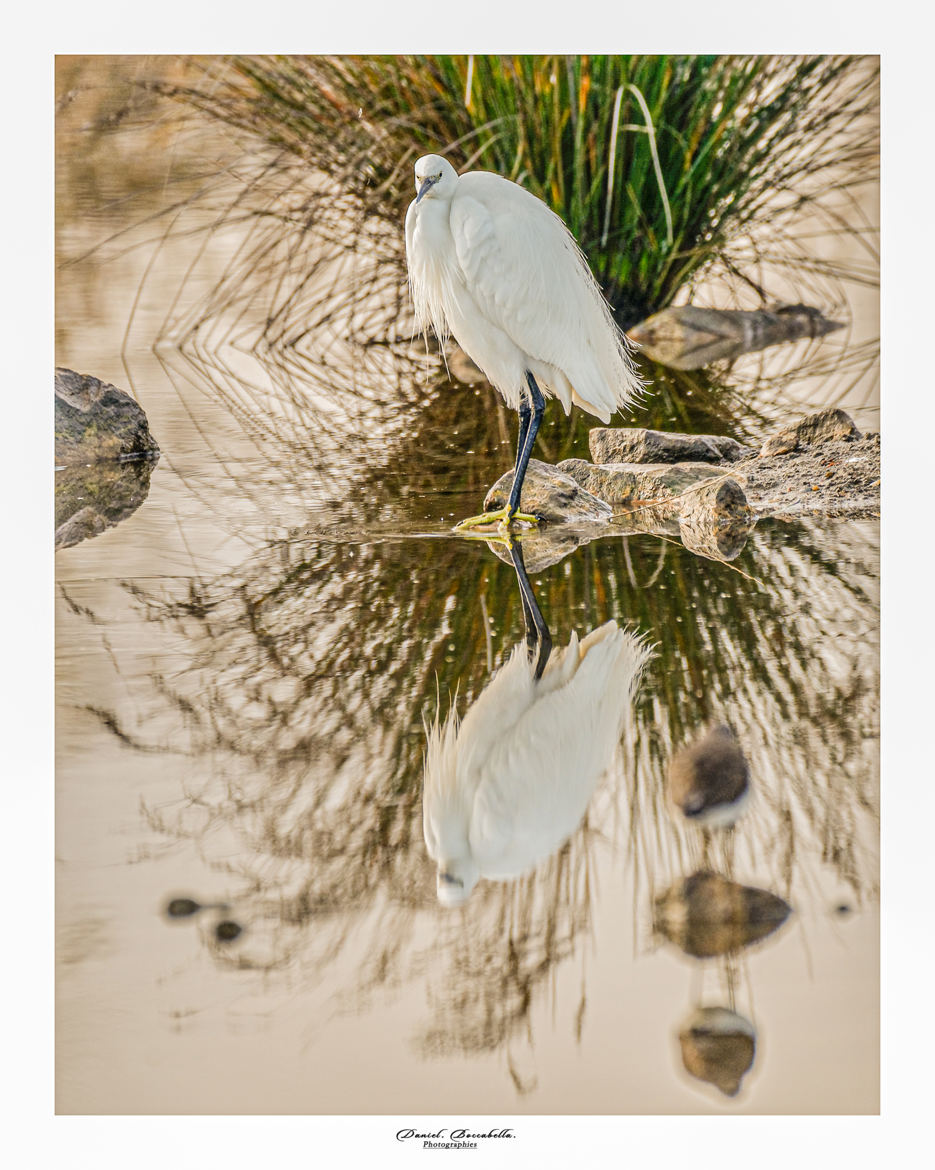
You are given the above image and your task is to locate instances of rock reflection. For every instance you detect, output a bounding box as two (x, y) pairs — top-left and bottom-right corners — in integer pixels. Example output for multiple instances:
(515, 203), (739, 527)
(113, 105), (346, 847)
(654, 866), (791, 1100)
(164, 895), (230, 919)
(668, 724), (751, 831)
(423, 539), (649, 905)
(166, 898), (203, 919)
(678, 1006), (757, 1098)
(164, 894), (244, 949)
(55, 458), (158, 549)
(653, 871), (792, 960)
(214, 920), (243, 943)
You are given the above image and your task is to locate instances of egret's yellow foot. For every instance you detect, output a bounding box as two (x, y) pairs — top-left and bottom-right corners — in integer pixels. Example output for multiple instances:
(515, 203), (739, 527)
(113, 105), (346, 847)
(458, 529), (520, 549)
(454, 507), (540, 533)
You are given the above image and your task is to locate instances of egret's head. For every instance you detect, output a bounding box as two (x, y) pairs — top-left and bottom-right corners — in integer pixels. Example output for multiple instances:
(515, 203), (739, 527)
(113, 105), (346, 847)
(436, 857), (480, 908)
(414, 154), (458, 204)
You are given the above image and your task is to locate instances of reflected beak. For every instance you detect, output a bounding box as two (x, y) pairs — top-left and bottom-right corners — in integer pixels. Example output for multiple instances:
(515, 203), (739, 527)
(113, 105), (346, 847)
(439, 871), (463, 888)
(415, 176), (436, 204)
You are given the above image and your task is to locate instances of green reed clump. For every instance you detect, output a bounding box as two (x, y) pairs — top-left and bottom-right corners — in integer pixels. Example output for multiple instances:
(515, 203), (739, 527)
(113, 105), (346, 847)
(164, 54), (878, 323)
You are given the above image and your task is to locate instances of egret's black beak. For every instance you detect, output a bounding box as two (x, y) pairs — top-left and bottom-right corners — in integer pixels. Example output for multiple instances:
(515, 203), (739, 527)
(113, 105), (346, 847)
(439, 872), (463, 888)
(415, 176), (436, 204)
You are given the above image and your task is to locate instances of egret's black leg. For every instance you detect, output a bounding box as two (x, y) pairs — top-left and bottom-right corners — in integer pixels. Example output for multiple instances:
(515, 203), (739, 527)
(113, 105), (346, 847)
(452, 374), (543, 531)
(506, 537), (552, 680)
(514, 399), (532, 477)
(507, 372), (545, 520)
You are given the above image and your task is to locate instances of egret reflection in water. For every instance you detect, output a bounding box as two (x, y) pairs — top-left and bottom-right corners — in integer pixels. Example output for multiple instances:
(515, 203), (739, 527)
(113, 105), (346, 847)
(423, 539), (650, 905)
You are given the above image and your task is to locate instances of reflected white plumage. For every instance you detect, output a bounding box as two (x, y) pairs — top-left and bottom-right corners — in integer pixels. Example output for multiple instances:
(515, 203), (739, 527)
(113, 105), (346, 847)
(405, 154), (642, 529)
(423, 621), (649, 906)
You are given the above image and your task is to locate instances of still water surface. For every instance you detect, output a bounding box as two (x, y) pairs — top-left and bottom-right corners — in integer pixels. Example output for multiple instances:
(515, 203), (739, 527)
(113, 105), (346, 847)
(55, 63), (879, 1116)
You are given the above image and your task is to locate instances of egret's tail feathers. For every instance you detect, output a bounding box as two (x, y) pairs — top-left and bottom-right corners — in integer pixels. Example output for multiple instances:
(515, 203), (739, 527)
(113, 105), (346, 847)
(564, 233), (646, 420)
(574, 621), (653, 704)
(569, 326), (645, 422)
(577, 620), (621, 658)
(538, 621), (651, 702)
(537, 630), (579, 695)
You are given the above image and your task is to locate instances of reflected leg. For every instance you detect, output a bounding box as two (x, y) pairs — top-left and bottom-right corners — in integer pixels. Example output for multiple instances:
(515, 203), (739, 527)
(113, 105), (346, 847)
(506, 537), (552, 680)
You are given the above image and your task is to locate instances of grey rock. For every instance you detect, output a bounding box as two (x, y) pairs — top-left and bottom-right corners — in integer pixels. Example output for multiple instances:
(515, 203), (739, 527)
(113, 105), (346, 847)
(55, 367), (160, 465)
(733, 433), (880, 519)
(483, 459), (613, 523)
(589, 427), (754, 465)
(559, 458), (732, 506)
(759, 407), (861, 457)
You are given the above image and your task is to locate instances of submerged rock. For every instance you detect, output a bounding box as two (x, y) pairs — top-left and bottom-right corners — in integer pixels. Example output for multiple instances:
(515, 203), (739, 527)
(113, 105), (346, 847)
(679, 1006), (757, 1097)
(589, 427), (754, 465)
(55, 367), (160, 465)
(627, 303), (841, 370)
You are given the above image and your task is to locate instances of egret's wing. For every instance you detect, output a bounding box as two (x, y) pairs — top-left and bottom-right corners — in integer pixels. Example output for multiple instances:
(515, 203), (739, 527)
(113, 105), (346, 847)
(450, 176), (587, 359)
(423, 647), (537, 865)
(469, 627), (649, 876)
(450, 174), (637, 417)
(455, 646), (537, 775)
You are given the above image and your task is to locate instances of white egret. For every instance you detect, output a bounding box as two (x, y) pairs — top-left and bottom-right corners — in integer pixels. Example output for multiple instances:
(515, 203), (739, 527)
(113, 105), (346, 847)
(667, 724), (751, 829)
(405, 154), (643, 530)
(422, 590), (649, 906)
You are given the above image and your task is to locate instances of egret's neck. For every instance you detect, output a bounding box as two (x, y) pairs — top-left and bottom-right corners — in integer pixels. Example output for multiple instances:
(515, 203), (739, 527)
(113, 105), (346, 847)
(413, 195), (455, 254)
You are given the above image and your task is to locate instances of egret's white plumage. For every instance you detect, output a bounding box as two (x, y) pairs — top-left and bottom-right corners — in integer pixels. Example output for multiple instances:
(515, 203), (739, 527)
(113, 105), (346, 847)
(405, 155), (642, 421)
(423, 621), (649, 906)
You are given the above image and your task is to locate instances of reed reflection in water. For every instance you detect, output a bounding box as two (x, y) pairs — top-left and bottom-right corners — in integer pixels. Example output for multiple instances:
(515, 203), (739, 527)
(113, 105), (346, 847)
(57, 501), (877, 1108)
